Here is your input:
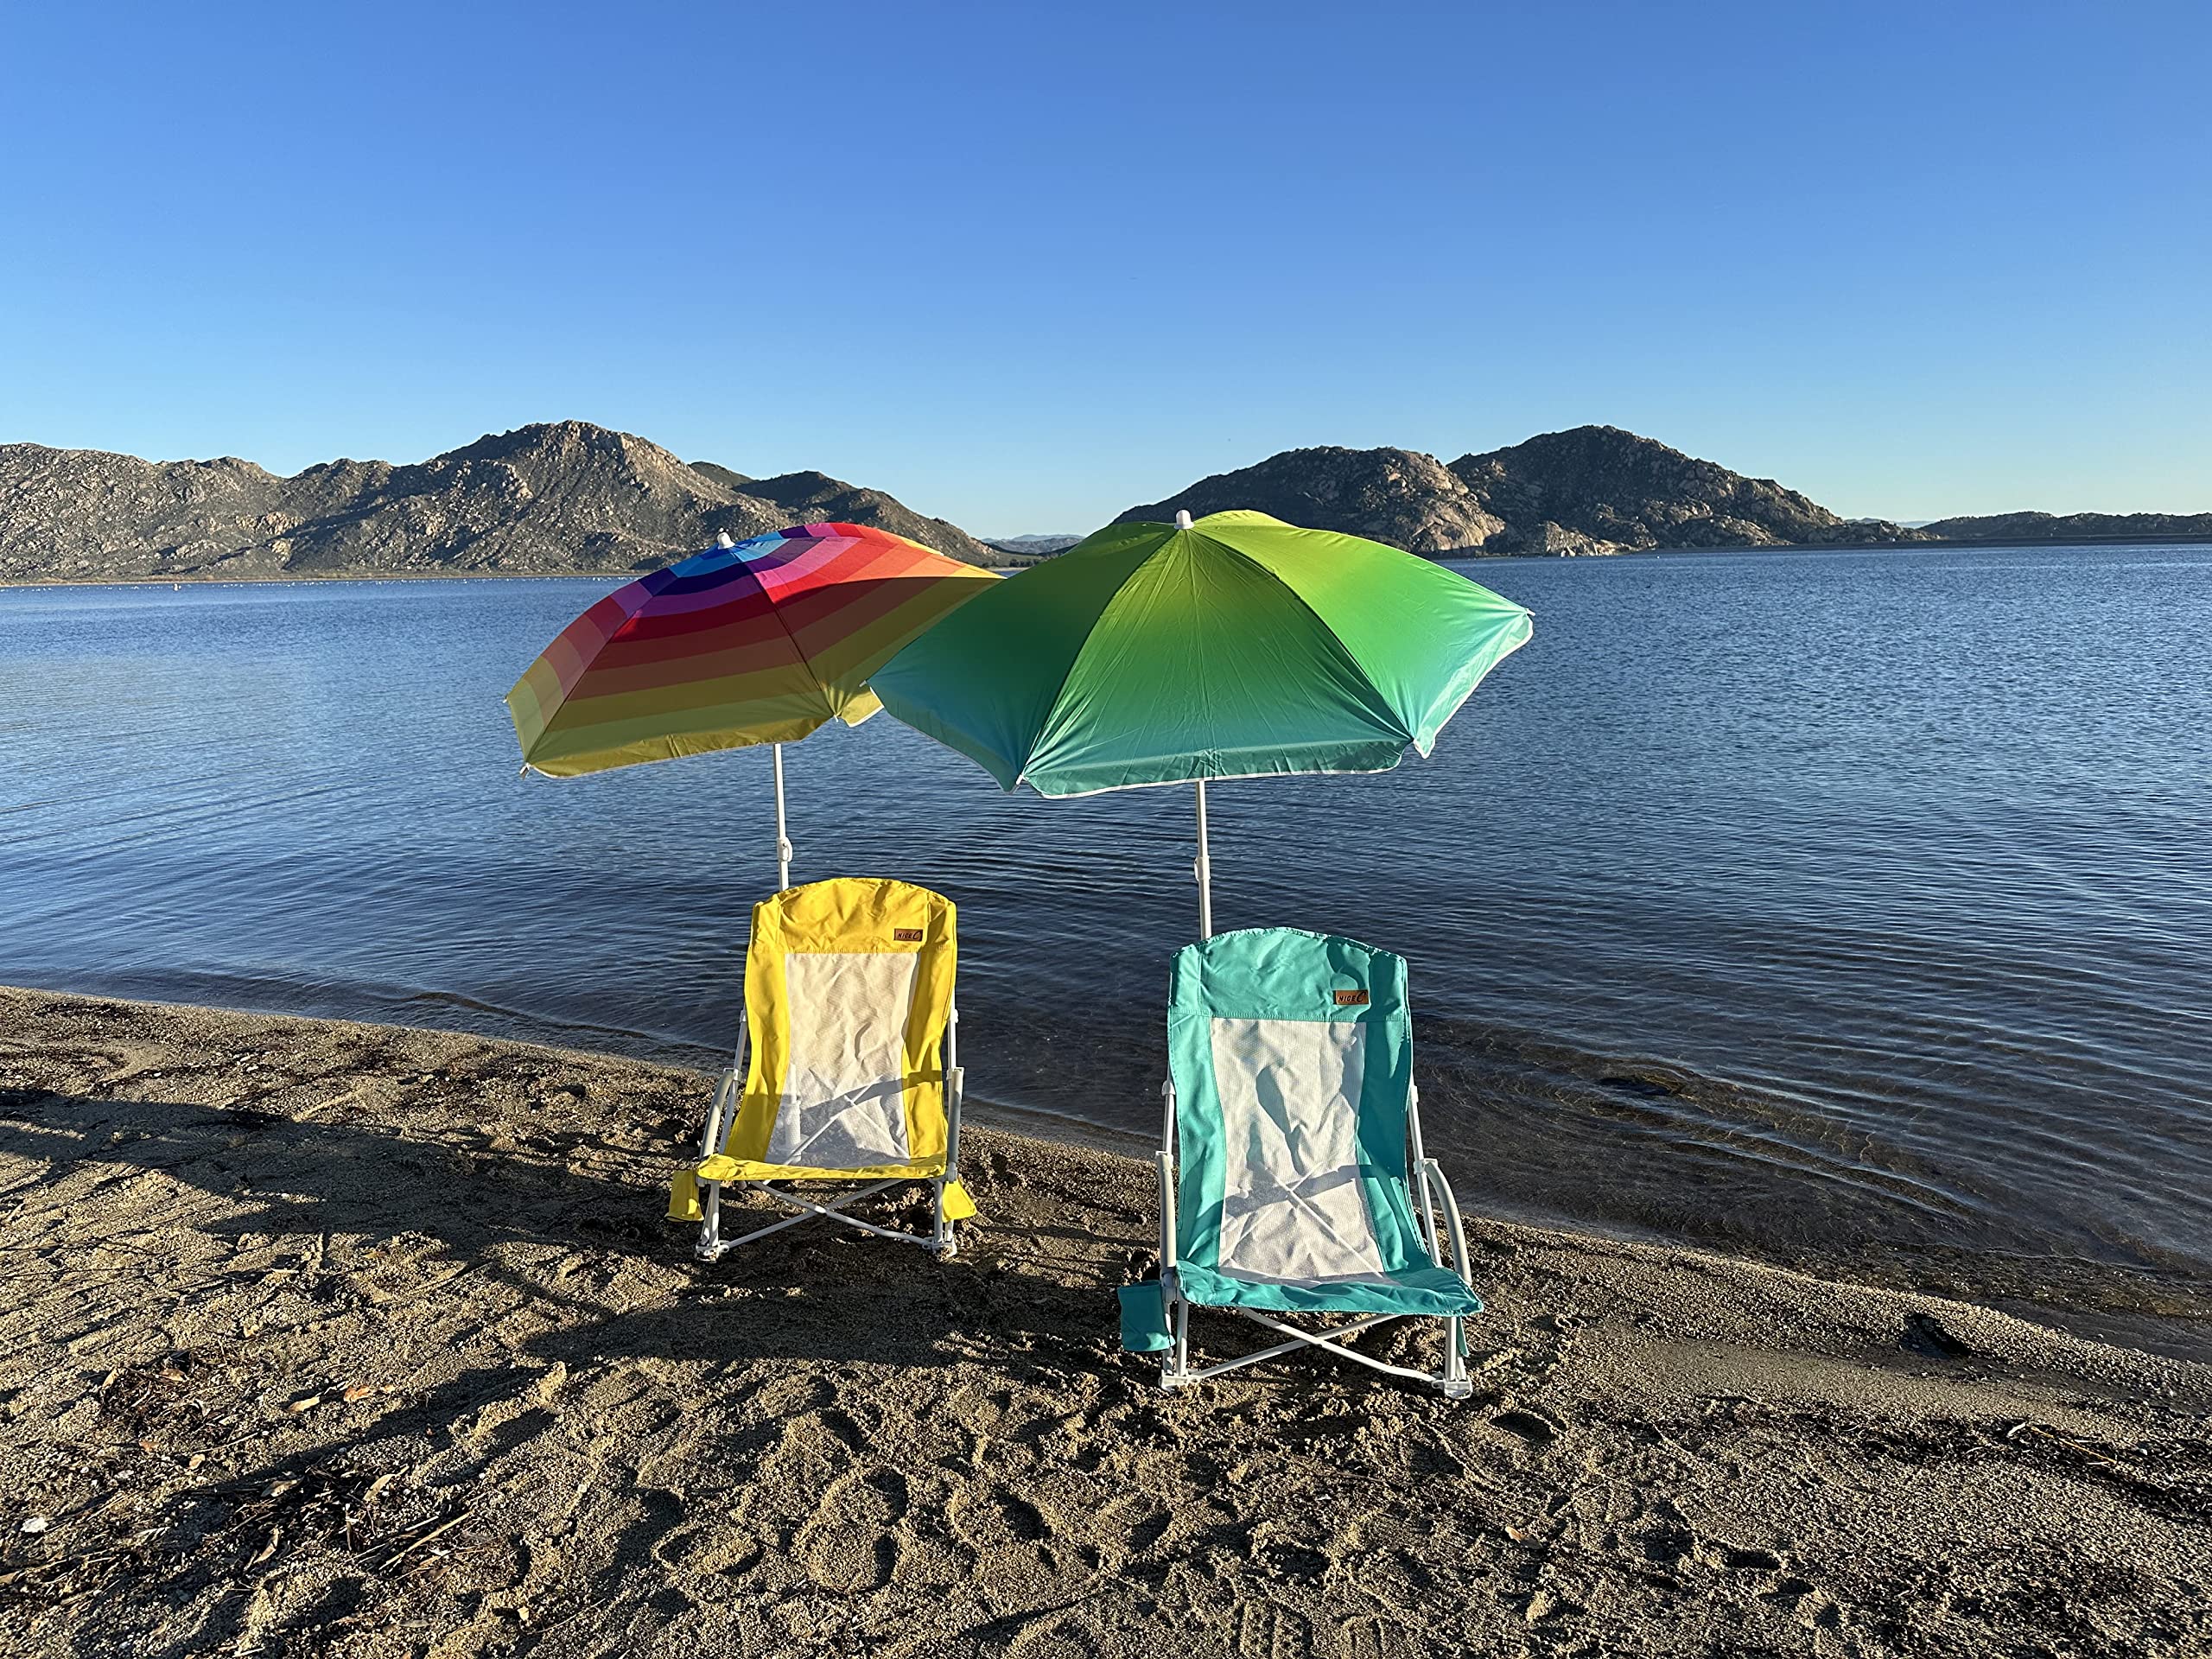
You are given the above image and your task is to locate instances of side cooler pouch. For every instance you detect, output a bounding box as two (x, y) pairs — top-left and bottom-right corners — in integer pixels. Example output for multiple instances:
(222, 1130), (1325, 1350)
(1117, 1281), (1173, 1353)
(666, 1168), (704, 1224)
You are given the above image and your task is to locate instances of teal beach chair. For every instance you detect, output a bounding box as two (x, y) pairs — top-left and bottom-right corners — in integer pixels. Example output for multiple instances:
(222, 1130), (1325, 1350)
(1122, 927), (1481, 1396)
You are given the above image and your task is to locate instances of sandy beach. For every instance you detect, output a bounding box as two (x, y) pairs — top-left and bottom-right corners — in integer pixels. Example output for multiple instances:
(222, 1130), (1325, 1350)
(2, 985), (2206, 1657)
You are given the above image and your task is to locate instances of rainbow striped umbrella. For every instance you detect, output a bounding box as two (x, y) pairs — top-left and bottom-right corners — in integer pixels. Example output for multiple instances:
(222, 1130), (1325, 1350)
(506, 522), (996, 883)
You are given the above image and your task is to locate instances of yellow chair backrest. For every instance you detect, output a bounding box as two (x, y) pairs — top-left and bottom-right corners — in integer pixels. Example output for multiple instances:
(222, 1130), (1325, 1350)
(703, 877), (956, 1182)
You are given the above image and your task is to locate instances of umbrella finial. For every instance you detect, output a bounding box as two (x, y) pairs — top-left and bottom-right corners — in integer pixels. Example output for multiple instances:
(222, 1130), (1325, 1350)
(715, 531), (735, 549)
(1174, 510), (1193, 531)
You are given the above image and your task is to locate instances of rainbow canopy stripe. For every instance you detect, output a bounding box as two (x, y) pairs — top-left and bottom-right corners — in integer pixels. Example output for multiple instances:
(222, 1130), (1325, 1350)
(506, 523), (999, 778)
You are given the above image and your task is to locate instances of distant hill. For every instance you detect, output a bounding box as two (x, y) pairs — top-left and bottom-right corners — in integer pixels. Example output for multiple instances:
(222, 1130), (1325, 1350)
(1120, 426), (1928, 556)
(1914, 509), (2212, 545)
(686, 461), (753, 492)
(1446, 427), (1929, 554)
(729, 469), (991, 563)
(1123, 426), (2212, 559)
(1118, 447), (1507, 555)
(0, 422), (994, 582)
(12, 419), (2199, 582)
(982, 533), (1086, 559)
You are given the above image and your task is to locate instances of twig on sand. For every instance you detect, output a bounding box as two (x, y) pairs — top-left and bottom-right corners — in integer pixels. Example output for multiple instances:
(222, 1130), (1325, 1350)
(376, 1507), (470, 1570)
(2005, 1421), (2127, 1471)
(295, 1088), (361, 1122)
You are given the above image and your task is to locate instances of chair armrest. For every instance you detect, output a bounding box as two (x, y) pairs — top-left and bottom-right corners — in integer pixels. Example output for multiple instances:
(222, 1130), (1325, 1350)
(1419, 1158), (1474, 1287)
(1155, 1151), (1178, 1270)
(700, 1067), (739, 1160)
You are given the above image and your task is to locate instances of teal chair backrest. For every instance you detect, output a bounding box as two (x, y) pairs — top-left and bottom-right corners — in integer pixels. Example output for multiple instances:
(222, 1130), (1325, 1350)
(1167, 928), (1433, 1286)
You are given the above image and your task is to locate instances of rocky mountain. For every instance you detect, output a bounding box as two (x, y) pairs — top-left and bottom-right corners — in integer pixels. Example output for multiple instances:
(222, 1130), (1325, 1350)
(982, 534), (1085, 560)
(1118, 447), (1508, 555)
(1915, 509), (2212, 545)
(1446, 427), (1929, 555)
(0, 422), (994, 582)
(1120, 426), (1932, 556)
(1122, 425), (2212, 559)
(726, 469), (991, 563)
(686, 461), (753, 493)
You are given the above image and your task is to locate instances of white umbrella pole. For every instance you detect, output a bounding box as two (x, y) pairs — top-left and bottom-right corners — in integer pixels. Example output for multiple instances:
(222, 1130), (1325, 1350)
(1193, 779), (1213, 939)
(773, 742), (793, 891)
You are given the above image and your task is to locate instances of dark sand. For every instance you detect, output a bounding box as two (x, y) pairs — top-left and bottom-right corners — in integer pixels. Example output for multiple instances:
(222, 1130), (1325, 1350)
(2, 987), (2206, 1656)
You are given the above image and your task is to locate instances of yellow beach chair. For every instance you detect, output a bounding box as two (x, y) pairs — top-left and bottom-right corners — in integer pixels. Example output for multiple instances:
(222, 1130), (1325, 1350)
(671, 877), (975, 1260)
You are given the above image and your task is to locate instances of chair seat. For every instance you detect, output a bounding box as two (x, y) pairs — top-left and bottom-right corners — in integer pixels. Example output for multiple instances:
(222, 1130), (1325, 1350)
(697, 1153), (947, 1184)
(1174, 1262), (1483, 1318)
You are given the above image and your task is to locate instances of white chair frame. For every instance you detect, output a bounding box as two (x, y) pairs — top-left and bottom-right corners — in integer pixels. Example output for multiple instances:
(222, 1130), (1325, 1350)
(693, 1003), (966, 1262)
(1155, 1079), (1474, 1397)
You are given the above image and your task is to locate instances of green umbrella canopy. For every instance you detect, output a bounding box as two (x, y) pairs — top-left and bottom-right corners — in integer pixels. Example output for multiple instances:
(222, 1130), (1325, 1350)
(869, 510), (1533, 798)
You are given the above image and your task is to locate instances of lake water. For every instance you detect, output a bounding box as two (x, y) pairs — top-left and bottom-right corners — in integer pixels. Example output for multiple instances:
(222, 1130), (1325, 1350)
(3, 545), (2209, 1354)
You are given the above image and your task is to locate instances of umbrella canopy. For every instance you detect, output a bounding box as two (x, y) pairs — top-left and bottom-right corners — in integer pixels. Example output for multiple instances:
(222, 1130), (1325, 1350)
(507, 522), (997, 779)
(869, 510), (1532, 798)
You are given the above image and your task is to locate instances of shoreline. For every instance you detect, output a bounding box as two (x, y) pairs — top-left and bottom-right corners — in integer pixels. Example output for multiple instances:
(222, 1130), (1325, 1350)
(3, 985), (2208, 1654)
(7, 536), (2209, 590)
(12, 975), (2204, 1365)
(13, 973), (2194, 1362)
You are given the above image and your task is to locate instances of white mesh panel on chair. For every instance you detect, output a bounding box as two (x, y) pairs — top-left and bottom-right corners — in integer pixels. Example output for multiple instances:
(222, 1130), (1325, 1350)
(768, 951), (919, 1169)
(1209, 1016), (1389, 1283)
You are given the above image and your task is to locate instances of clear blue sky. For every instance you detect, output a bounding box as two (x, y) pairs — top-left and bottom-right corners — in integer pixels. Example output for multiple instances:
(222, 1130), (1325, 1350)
(3, 3), (2204, 535)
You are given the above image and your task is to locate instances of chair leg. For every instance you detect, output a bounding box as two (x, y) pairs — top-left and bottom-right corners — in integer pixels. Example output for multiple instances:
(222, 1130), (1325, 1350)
(1440, 1314), (1472, 1400)
(931, 1177), (957, 1260)
(695, 1179), (724, 1261)
(1161, 1298), (1192, 1388)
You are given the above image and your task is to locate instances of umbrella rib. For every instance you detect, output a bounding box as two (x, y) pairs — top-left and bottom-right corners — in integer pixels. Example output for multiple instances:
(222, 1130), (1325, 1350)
(1185, 531), (1217, 773)
(1011, 548), (1160, 792)
(742, 547), (845, 731)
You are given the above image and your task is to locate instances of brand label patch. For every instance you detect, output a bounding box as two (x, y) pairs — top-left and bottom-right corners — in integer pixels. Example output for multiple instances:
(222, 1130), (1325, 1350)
(1334, 988), (1370, 1007)
(893, 928), (925, 943)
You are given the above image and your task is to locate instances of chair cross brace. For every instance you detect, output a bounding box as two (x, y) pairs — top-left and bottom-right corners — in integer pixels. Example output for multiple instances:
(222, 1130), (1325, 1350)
(1165, 1309), (1415, 1384)
(696, 1177), (953, 1259)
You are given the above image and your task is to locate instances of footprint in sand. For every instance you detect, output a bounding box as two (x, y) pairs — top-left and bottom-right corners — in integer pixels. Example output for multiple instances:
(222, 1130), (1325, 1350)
(1090, 1493), (1170, 1560)
(1006, 1613), (1114, 1659)
(1338, 1613), (1426, 1659)
(947, 1483), (1052, 1548)
(659, 1517), (765, 1579)
(1763, 1574), (1844, 1630)
(744, 1373), (836, 1420)
(795, 1465), (908, 1592)
(1491, 1406), (1560, 1448)
(1235, 1599), (1315, 1658)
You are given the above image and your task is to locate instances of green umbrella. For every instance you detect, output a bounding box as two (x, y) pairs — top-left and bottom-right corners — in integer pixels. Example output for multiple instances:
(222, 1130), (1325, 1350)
(870, 509), (1532, 934)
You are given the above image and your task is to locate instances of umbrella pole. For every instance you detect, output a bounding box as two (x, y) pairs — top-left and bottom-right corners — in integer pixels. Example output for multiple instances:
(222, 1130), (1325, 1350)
(1193, 779), (1213, 939)
(773, 742), (793, 891)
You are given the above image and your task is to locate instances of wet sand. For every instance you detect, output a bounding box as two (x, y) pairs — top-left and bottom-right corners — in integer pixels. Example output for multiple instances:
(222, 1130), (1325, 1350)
(2, 986), (2207, 1656)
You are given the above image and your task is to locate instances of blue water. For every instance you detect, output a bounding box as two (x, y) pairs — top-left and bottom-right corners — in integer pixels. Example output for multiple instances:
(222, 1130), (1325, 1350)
(3, 545), (2209, 1351)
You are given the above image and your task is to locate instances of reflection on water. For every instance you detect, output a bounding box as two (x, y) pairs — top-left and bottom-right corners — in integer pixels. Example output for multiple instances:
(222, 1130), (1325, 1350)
(3, 545), (2209, 1353)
